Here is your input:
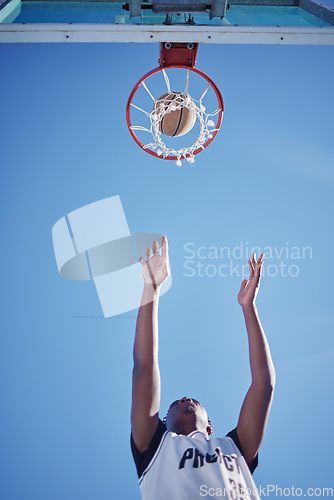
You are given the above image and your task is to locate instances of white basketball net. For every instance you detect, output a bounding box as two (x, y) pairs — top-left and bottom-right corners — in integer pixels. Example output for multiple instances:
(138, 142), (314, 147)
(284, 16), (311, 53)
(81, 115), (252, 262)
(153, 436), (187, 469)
(130, 69), (222, 166)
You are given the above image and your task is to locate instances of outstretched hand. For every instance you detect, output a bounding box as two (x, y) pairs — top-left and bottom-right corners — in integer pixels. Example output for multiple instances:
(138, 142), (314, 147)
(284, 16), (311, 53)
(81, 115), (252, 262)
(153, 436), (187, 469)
(138, 236), (170, 289)
(238, 253), (264, 308)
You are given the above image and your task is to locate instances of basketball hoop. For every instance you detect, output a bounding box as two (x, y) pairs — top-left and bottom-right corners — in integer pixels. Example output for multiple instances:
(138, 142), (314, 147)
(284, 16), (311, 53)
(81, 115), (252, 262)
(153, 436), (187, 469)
(126, 43), (224, 166)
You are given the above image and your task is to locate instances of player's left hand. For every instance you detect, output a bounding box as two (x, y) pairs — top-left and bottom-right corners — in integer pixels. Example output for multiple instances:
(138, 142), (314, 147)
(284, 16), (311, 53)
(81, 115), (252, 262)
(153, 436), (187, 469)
(238, 253), (264, 308)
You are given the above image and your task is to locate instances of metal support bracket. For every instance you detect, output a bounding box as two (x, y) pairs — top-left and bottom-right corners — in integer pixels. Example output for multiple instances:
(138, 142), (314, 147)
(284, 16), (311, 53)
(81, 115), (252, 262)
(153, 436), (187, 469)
(159, 41), (199, 67)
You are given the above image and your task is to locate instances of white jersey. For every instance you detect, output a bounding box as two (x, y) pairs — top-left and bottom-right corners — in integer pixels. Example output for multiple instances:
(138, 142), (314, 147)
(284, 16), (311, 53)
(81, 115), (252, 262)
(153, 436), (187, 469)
(131, 420), (260, 500)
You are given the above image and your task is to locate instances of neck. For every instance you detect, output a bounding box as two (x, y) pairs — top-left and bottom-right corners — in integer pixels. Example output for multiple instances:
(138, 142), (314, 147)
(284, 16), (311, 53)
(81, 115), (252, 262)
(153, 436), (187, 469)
(174, 422), (208, 437)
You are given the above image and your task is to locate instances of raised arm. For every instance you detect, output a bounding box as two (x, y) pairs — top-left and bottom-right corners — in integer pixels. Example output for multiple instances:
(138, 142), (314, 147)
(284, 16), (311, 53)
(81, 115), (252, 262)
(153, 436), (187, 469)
(236, 253), (276, 466)
(131, 236), (170, 454)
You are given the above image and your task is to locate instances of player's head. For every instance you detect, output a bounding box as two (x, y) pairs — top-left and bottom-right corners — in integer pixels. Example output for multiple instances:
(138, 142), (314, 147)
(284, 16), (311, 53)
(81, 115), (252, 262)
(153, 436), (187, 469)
(163, 397), (213, 437)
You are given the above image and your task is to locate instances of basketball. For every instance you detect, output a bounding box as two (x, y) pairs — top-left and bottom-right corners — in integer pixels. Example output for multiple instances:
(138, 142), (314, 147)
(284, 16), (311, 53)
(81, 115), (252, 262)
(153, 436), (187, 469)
(154, 92), (196, 137)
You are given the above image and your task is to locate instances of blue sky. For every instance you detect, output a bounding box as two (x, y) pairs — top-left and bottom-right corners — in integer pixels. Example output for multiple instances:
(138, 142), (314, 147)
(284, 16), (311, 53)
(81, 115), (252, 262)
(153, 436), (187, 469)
(1, 30), (334, 500)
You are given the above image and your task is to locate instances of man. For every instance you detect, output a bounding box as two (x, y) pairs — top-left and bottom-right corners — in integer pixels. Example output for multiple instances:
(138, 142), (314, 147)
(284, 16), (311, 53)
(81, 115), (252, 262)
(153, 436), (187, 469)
(131, 236), (275, 499)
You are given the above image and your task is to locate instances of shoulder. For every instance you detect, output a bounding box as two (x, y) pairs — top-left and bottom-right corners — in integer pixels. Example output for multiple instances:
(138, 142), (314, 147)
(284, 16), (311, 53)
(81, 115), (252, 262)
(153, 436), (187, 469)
(225, 427), (258, 474)
(131, 419), (167, 478)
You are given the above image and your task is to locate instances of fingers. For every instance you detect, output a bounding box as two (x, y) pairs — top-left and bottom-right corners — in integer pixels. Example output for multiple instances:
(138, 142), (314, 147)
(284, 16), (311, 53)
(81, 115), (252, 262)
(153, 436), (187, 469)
(248, 257), (255, 276)
(138, 236), (168, 264)
(248, 253), (264, 279)
(152, 240), (160, 255)
(254, 253), (264, 272)
(146, 247), (153, 259)
(250, 253), (264, 267)
(161, 235), (168, 258)
(138, 248), (153, 263)
(239, 279), (248, 292)
(249, 253), (264, 285)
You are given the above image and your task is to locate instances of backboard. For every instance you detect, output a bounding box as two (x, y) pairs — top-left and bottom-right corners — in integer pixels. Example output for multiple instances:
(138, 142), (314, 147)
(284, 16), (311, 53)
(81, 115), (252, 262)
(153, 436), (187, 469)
(0, 0), (334, 44)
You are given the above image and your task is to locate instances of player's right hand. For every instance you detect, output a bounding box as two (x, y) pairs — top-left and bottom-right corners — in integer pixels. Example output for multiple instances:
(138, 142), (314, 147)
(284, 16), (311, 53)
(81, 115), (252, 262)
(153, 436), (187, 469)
(138, 235), (170, 288)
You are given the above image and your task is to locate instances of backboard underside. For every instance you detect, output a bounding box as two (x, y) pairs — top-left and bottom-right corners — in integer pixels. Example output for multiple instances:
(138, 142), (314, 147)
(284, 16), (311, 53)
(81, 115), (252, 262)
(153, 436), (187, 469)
(0, 0), (334, 43)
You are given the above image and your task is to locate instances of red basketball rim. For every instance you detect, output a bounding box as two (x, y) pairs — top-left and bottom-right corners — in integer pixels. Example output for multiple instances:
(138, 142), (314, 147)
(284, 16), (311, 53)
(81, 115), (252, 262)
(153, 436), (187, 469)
(126, 64), (224, 161)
